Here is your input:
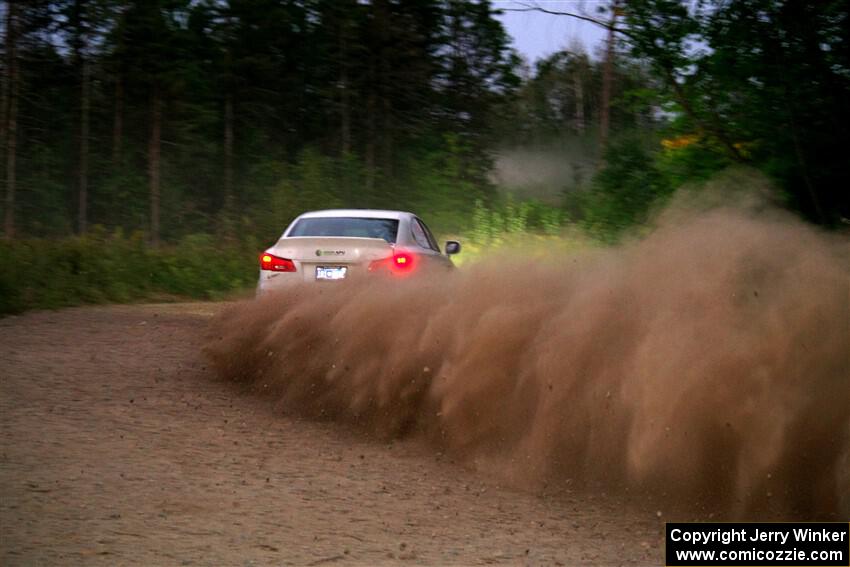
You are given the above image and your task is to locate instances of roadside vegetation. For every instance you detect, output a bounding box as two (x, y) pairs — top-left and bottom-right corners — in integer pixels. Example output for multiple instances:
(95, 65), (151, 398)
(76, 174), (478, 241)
(1, 0), (846, 315)
(0, 232), (257, 315)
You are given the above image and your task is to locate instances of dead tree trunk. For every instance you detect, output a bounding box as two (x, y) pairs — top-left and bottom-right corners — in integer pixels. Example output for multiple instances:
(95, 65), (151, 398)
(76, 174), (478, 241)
(148, 87), (162, 247)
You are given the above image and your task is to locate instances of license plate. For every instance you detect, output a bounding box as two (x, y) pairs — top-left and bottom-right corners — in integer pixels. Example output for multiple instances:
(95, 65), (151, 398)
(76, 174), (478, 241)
(316, 266), (347, 280)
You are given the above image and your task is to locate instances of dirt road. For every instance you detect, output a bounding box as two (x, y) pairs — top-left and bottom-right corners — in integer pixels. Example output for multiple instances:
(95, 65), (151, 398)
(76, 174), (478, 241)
(1, 304), (662, 566)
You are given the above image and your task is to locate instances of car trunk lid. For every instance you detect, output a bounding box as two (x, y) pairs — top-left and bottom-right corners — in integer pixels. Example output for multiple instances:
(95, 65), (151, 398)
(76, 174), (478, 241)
(269, 236), (394, 265)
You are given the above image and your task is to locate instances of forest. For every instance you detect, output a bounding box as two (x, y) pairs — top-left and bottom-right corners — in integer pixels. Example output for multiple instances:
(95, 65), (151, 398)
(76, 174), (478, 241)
(1, 0), (848, 312)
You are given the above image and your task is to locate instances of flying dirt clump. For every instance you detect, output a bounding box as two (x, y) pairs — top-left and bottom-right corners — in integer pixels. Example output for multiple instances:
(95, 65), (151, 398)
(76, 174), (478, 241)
(204, 206), (849, 520)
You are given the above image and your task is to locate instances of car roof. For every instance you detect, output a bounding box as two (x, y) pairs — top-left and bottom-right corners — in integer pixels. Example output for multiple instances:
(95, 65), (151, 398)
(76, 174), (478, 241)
(297, 209), (412, 220)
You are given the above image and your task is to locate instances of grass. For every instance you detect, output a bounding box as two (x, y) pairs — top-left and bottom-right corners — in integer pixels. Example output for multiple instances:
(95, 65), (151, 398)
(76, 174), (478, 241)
(0, 229), (257, 316)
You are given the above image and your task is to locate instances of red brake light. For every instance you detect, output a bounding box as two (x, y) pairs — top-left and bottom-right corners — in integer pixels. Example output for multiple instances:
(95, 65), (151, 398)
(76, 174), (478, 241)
(392, 252), (414, 271)
(259, 252), (296, 272)
(369, 252), (415, 275)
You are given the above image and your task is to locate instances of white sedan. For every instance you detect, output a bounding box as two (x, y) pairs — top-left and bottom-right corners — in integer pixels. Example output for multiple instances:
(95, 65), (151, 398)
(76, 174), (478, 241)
(257, 209), (461, 293)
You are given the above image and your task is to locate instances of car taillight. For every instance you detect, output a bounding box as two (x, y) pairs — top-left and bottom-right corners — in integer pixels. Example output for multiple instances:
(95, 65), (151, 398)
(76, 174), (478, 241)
(259, 252), (296, 272)
(392, 252), (414, 271)
(369, 252), (415, 275)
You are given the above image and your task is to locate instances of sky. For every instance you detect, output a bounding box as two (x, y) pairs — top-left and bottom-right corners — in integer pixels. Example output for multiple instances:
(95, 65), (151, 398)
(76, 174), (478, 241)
(492, 1), (609, 65)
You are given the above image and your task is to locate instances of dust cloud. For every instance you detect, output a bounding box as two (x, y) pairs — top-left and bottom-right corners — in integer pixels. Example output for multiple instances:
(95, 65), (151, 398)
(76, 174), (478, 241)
(491, 143), (595, 203)
(204, 205), (849, 520)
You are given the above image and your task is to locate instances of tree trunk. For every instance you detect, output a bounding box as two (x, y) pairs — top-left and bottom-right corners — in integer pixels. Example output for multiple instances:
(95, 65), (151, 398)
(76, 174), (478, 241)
(782, 86), (824, 223)
(0, 12), (7, 159)
(574, 66), (585, 134)
(113, 76), (123, 165)
(339, 19), (351, 157)
(70, 0), (89, 234)
(4, 0), (18, 239)
(338, 18), (352, 203)
(365, 81), (376, 194)
(382, 96), (393, 180)
(223, 92), (234, 234)
(148, 87), (162, 247)
(340, 87), (351, 156)
(78, 59), (90, 234)
(376, 0), (391, 180)
(599, 4), (618, 153)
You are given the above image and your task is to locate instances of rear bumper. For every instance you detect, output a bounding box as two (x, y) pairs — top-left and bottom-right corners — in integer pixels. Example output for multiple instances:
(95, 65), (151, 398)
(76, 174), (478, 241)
(256, 271), (302, 296)
(256, 266), (358, 295)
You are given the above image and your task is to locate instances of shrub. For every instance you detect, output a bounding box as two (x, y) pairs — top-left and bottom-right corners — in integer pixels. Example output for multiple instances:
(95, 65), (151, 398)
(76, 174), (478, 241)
(0, 230), (256, 316)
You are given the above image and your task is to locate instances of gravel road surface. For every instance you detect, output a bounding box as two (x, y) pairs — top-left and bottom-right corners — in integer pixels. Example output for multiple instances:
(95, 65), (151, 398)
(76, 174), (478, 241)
(0, 304), (662, 566)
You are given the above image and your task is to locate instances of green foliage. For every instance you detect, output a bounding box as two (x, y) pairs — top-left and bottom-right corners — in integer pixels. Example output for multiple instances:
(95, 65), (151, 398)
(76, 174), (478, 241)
(450, 198), (586, 267)
(4, 0), (519, 243)
(0, 230), (256, 316)
(401, 134), (489, 233)
(622, 0), (850, 224)
(5, 0), (848, 316)
(497, 44), (658, 148)
(466, 197), (566, 246)
(0, 195), (572, 316)
(581, 134), (672, 242)
(655, 137), (734, 189)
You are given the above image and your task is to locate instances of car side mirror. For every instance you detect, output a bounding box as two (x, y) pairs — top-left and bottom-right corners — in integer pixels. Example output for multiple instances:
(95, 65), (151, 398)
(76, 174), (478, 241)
(445, 240), (461, 255)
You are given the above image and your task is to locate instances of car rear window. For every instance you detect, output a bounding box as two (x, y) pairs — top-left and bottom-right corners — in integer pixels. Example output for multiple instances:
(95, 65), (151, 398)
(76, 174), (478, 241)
(288, 217), (400, 243)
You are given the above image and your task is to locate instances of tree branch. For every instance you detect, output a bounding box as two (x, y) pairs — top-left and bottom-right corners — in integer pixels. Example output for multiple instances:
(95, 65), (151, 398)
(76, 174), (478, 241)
(500, 2), (635, 38)
(502, 1), (746, 163)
